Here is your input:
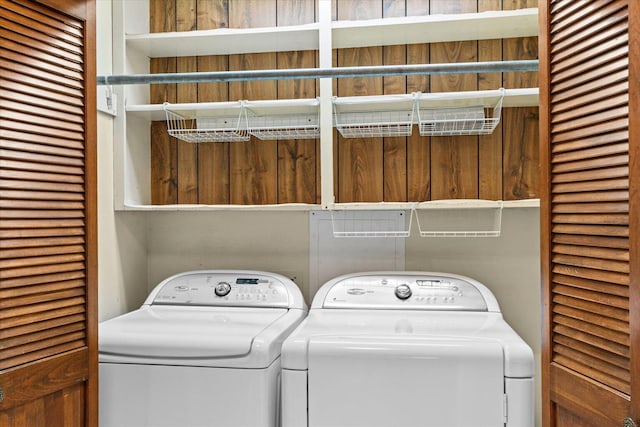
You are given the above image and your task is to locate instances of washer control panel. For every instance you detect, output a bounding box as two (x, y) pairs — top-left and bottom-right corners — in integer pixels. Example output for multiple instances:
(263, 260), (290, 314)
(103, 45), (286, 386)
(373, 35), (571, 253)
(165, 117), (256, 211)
(151, 272), (291, 308)
(323, 274), (488, 311)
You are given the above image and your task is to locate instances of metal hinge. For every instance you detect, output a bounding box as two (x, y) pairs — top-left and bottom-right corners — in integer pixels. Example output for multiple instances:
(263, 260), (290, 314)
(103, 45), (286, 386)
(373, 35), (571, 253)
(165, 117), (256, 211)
(623, 418), (637, 427)
(503, 393), (508, 425)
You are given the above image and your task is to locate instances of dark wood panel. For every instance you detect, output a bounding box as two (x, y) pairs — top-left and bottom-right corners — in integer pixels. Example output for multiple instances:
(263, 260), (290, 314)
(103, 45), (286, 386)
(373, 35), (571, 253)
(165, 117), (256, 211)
(503, 107), (539, 200)
(150, 121), (177, 204)
(382, 0), (407, 202)
(429, 0), (478, 200)
(550, 44), (628, 86)
(553, 233), (629, 250)
(406, 0), (430, 202)
(0, 348), (88, 411)
(276, 0), (317, 204)
(477, 0), (503, 200)
(553, 244), (629, 262)
(552, 166), (628, 184)
(336, 0), (383, 203)
(196, 55), (229, 204)
(553, 191), (629, 204)
(228, 0), (277, 206)
(553, 273), (629, 297)
(552, 201), (629, 213)
(554, 323), (629, 358)
(553, 353), (630, 395)
(0, 129), (84, 150)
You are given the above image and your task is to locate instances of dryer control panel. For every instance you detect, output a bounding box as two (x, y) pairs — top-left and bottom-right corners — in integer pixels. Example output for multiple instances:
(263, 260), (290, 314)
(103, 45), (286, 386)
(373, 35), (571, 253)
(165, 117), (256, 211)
(149, 272), (292, 308)
(322, 274), (488, 311)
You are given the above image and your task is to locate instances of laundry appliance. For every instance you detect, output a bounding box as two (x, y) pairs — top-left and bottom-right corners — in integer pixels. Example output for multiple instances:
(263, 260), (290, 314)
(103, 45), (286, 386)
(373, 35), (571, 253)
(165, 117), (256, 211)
(281, 271), (534, 427)
(99, 270), (307, 427)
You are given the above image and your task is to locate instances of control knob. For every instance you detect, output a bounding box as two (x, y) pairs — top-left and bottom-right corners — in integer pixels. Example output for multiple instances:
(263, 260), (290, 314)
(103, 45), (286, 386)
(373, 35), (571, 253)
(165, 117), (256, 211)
(214, 282), (231, 297)
(394, 284), (412, 300)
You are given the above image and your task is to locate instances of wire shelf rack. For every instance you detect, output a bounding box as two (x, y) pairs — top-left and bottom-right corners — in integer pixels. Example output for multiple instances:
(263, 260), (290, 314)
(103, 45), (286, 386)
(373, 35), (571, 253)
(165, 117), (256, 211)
(333, 94), (415, 138)
(416, 89), (504, 136)
(330, 209), (411, 238)
(245, 98), (320, 140)
(163, 102), (249, 143)
(413, 200), (504, 237)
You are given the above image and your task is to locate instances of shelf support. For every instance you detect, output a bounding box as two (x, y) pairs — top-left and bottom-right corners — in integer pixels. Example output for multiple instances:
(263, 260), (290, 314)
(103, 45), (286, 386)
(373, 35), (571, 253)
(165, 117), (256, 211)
(319, 0), (334, 208)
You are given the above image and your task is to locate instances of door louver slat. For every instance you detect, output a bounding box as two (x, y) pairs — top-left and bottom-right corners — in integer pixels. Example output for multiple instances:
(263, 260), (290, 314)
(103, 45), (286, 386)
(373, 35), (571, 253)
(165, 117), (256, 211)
(547, 0), (630, 397)
(0, 0), (88, 371)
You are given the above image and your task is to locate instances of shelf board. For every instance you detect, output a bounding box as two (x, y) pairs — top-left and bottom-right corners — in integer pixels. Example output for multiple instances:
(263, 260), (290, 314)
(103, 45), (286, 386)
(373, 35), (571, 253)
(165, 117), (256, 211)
(121, 199), (539, 212)
(126, 23), (319, 57)
(126, 88), (539, 121)
(332, 8), (538, 48)
(125, 8), (538, 58)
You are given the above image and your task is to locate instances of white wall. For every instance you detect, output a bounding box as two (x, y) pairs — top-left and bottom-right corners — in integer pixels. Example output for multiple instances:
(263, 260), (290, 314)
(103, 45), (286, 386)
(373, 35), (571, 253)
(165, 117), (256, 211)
(97, 0), (149, 321)
(145, 211), (311, 298)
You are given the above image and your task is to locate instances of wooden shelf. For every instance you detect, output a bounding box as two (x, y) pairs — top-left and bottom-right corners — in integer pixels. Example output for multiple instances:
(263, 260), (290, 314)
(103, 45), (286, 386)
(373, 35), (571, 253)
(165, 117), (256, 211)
(121, 199), (539, 212)
(126, 23), (319, 57)
(332, 8), (538, 48)
(126, 88), (539, 121)
(125, 8), (538, 58)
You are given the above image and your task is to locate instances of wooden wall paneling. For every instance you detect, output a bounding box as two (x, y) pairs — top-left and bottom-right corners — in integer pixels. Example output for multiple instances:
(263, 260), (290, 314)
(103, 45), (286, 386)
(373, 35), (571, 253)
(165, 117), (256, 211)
(336, 0), (384, 202)
(503, 0), (539, 201)
(277, 0), (317, 204)
(150, 0), (177, 204)
(382, 0), (407, 202)
(478, 0), (503, 201)
(228, 0), (277, 204)
(176, 0), (198, 203)
(196, 0), (229, 204)
(503, 107), (540, 200)
(429, 0), (479, 200)
(406, 1), (430, 202)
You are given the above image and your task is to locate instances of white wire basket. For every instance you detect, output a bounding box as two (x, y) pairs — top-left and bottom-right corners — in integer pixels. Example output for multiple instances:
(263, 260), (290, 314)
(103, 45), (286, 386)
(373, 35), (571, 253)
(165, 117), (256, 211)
(245, 98), (320, 140)
(413, 200), (504, 237)
(416, 89), (505, 136)
(330, 209), (411, 238)
(333, 94), (415, 138)
(163, 102), (249, 143)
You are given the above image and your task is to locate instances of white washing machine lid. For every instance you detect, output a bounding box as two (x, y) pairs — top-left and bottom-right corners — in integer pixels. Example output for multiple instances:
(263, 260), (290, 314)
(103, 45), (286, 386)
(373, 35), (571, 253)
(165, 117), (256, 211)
(281, 310), (534, 378)
(99, 305), (288, 364)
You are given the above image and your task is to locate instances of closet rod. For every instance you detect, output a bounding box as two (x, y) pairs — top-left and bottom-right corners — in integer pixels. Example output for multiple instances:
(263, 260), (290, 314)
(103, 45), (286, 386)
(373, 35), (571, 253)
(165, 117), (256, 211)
(97, 60), (538, 86)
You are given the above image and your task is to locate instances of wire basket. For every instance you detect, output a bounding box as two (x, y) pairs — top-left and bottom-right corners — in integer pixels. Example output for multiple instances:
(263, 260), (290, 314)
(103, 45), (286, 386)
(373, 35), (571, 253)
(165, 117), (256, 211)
(414, 200), (503, 237)
(164, 102), (249, 143)
(245, 99), (320, 140)
(330, 209), (411, 238)
(333, 94), (415, 138)
(416, 89), (504, 136)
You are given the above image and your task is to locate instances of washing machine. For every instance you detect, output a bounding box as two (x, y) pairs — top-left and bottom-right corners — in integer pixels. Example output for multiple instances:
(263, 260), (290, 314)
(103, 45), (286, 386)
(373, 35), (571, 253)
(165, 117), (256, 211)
(99, 270), (307, 427)
(281, 271), (534, 427)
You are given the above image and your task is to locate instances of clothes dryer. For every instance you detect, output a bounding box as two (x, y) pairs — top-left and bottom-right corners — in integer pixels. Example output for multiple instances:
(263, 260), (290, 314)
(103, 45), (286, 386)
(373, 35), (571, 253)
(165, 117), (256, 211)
(281, 271), (533, 427)
(99, 270), (307, 427)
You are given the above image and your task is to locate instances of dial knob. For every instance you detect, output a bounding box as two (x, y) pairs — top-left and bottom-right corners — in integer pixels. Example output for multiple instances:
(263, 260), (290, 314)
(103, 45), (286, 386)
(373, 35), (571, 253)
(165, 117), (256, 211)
(395, 284), (412, 300)
(214, 282), (231, 297)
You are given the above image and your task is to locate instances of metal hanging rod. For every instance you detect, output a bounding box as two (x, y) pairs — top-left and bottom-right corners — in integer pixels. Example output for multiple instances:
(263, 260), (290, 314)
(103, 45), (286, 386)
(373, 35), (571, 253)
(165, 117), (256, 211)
(97, 60), (538, 86)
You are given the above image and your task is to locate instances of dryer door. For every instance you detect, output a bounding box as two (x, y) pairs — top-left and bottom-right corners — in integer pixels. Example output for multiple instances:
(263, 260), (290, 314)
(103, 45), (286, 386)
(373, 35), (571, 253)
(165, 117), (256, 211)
(307, 336), (505, 427)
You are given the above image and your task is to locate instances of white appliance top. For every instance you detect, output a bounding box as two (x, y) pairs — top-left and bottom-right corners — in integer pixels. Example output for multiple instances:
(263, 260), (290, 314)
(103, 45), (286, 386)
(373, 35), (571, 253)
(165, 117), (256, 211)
(312, 271), (500, 312)
(99, 270), (307, 368)
(282, 272), (533, 377)
(144, 270), (306, 309)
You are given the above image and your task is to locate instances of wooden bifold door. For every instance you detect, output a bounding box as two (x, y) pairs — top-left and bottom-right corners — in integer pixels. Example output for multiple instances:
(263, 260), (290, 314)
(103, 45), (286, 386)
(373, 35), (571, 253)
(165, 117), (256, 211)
(0, 0), (97, 426)
(539, 0), (640, 426)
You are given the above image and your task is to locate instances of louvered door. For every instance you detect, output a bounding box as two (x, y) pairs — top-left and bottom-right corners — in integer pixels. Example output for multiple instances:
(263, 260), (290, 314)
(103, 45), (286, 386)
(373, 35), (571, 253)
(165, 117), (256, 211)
(540, 0), (639, 426)
(0, 0), (96, 426)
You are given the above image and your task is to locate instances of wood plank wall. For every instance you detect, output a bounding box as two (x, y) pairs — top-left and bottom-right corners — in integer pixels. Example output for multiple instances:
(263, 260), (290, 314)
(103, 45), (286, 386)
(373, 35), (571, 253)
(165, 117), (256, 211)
(150, 0), (539, 205)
